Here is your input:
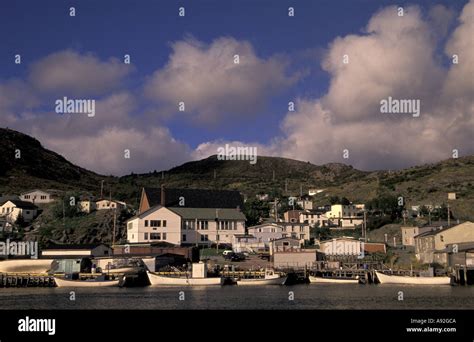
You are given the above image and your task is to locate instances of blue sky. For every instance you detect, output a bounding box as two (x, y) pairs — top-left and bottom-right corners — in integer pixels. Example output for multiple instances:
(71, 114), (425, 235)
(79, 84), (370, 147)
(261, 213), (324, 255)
(0, 0), (472, 175)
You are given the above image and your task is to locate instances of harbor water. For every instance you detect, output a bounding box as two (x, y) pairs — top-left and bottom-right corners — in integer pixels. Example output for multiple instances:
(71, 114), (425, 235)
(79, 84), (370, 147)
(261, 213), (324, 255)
(1, 284), (474, 310)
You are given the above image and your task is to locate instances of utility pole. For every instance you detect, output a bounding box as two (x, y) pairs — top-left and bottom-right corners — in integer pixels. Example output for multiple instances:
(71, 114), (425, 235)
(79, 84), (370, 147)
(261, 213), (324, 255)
(100, 180), (104, 199)
(112, 209), (116, 247)
(363, 210), (367, 242)
(447, 203), (450, 227)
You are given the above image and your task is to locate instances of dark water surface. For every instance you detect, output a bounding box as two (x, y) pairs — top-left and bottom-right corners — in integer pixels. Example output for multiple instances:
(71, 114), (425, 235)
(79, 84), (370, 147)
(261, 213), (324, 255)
(1, 284), (473, 310)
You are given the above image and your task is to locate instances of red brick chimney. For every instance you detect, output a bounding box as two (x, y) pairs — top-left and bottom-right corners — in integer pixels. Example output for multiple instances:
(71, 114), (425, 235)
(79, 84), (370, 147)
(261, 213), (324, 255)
(160, 185), (166, 207)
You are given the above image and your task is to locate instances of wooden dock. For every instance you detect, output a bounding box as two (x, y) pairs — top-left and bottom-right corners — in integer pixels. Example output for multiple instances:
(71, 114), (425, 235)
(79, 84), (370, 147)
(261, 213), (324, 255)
(0, 273), (55, 287)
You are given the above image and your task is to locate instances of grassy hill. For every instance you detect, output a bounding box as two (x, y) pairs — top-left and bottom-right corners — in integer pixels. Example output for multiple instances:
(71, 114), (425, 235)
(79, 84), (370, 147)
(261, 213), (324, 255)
(1, 127), (473, 224)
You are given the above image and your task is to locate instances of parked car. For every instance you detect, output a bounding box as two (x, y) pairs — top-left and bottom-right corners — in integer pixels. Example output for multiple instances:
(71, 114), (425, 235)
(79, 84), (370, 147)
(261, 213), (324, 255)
(222, 250), (233, 257)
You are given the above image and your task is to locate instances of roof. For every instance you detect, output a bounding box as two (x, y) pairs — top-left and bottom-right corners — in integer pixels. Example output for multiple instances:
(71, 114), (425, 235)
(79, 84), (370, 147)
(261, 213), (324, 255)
(44, 244), (109, 250)
(0, 195), (20, 205)
(20, 189), (51, 195)
(247, 222), (284, 230)
(1, 200), (38, 209)
(271, 237), (301, 242)
(168, 207), (246, 220)
(143, 187), (243, 209)
(414, 221), (473, 239)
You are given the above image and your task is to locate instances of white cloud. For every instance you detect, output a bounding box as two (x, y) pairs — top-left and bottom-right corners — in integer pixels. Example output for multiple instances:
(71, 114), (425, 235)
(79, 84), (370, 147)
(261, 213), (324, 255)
(273, 3), (474, 170)
(28, 50), (132, 97)
(144, 37), (299, 123)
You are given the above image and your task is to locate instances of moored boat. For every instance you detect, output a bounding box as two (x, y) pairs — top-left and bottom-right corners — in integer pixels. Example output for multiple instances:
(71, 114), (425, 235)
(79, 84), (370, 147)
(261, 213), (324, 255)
(54, 276), (120, 288)
(147, 271), (223, 286)
(237, 269), (287, 286)
(147, 262), (223, 286)
(375, 271), (452, 285)
(309, 275), (360, 284)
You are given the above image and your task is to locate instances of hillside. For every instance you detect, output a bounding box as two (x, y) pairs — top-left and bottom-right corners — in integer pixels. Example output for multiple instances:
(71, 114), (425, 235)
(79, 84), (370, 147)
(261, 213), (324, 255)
(1, 127), (473, 222)
(0, 128), (107, 194)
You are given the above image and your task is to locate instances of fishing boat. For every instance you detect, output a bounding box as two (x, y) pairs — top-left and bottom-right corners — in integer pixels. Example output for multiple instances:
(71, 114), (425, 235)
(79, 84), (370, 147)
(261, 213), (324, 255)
(237, 269), (287, 286)
(375, 271), (452, 285)
(54, 275), (120, 287)
(309, 275), (360, 284)
(147, 262), (223, 286)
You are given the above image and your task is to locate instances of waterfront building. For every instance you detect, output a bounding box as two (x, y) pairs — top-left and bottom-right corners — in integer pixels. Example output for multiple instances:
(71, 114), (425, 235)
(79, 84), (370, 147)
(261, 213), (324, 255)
(414, 221), (474, 264)
(41, 244), (112, 259)
(126, 205), (245, 246)
(401, 226), (433, 246)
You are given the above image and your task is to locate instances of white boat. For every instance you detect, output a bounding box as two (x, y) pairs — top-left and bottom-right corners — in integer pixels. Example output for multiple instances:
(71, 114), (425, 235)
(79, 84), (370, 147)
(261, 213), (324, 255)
(147, 262), (223, 286)
(147, 271), (223, 286)
(237, 269), (287, 286)
(309, 275), (360, 284)
(375, 271), (451, 285)
(54, 276), (120, 288)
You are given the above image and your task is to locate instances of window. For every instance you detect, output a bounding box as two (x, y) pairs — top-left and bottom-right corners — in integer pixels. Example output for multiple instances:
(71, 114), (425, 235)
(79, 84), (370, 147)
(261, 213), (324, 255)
(144, 233), (148, 240)
(150, 233), (161, 240)
(216, 234), (220, 241)
(162, 233), (167, 240)
(127, 222), (133, 230)
(300, 234), (305, 239)
(162, 220), (167, 227)
(182, 234), (187, 242)
(300, 226), (304, 232)
(145, 220), (148, 227)
(200, 235), (209, 242)
(150, 220), (161, 227)
(198, 220), (208, 230)
(25, 211), (30, 215)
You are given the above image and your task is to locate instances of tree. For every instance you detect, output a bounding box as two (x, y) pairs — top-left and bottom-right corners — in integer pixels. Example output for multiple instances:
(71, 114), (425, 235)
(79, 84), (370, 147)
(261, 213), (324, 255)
(53, 193), (81, 219)
(243, 199), (270, 227)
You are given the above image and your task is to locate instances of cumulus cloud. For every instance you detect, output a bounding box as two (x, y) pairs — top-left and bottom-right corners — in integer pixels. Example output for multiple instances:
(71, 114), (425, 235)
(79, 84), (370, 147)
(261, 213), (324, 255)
(273, 2), (474, 170)
(0, 50), (191, 175)
(144, 37), (299, 123)
(28, 50), (132, 96)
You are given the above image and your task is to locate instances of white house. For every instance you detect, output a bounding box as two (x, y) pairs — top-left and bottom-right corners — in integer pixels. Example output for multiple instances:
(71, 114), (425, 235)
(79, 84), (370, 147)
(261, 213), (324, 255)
(232, 234), (266, 253)
(96, 199), (126, 211)
(0, 200), (38, 223)
(20, 190), (55, 204)
(247, 223), (286, 246)
(127, 205), (246, 245)
(326, 204), (364, 229)
(78, 200), (97, 214)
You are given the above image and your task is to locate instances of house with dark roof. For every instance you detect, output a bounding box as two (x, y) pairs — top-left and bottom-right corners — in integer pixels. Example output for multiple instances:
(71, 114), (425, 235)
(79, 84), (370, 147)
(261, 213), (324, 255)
(138, 186), (243, 213)
(127, 205), (246, 246)
(0, 200), (38, 223)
